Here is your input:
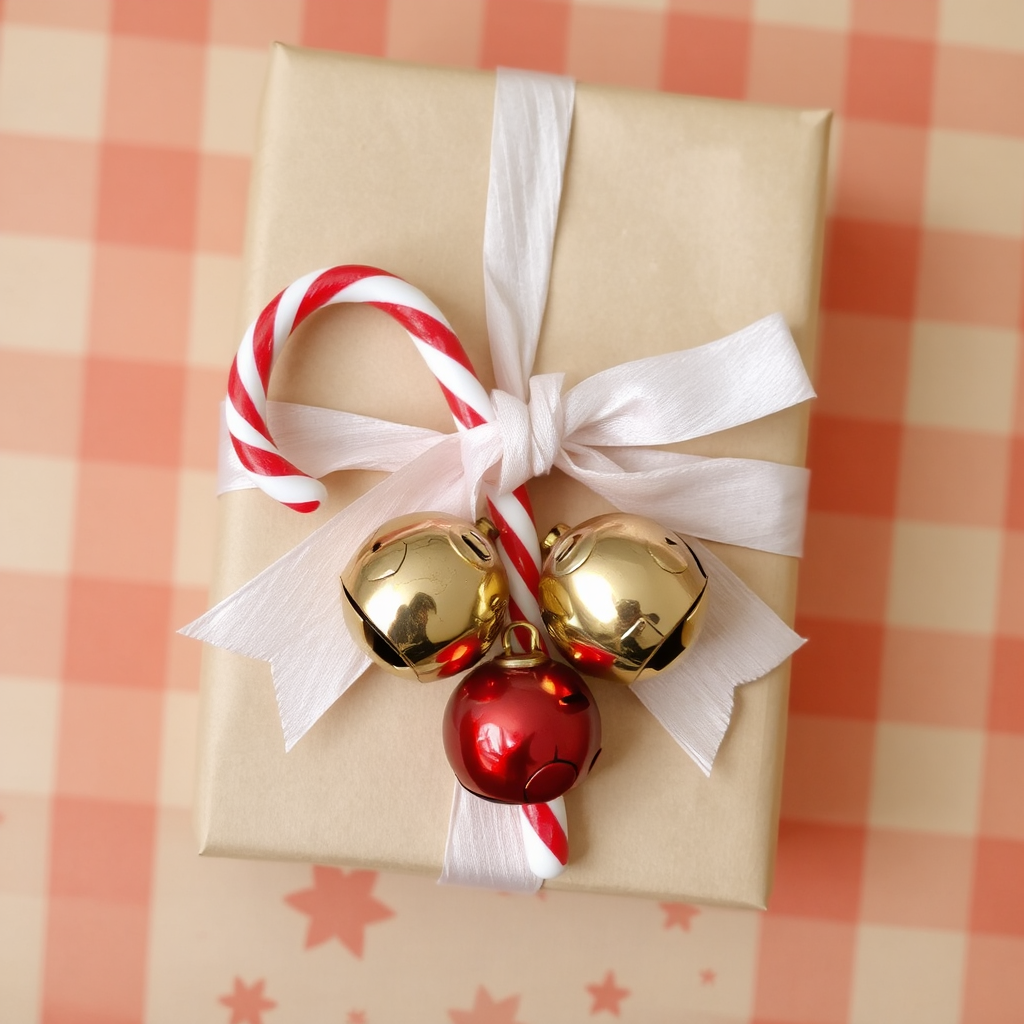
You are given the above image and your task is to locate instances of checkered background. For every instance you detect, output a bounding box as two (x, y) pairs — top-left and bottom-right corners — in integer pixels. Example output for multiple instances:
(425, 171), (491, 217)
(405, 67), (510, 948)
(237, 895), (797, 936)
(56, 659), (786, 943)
(0, 0), (1021, 1021)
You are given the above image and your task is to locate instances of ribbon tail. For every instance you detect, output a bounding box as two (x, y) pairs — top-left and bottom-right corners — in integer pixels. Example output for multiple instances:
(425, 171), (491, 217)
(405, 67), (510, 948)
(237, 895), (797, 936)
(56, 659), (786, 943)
(181, 436), (471, 750)
(630, 539), (804, 776)
(181, 555), (373, 753)
(439, 785), (541, 892)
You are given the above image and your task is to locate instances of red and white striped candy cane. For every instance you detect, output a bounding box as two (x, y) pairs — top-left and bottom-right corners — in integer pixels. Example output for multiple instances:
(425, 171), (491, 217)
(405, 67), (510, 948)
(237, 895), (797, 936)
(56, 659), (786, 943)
(227, 264), (568, 880)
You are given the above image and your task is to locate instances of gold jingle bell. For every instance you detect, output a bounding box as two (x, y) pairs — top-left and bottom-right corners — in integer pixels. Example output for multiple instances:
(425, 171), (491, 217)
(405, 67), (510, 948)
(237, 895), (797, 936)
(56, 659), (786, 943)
(539, 513), (709, 685)
(341, 513), (509, 682)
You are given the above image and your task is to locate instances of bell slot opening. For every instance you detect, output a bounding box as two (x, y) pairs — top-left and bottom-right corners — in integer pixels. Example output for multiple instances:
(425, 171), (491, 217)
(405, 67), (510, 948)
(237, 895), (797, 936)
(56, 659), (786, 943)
(461, 531), (491, 561)
(553, 533), (581, 565)
(558, 691), (589, 709)
(343, 586), (407, 669)
(643, 583), (707, 673)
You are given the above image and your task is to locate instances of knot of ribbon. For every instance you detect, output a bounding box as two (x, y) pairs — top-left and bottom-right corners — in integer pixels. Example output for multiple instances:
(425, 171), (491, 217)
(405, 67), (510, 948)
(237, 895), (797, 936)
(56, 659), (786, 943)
(487, 375), (566, 495)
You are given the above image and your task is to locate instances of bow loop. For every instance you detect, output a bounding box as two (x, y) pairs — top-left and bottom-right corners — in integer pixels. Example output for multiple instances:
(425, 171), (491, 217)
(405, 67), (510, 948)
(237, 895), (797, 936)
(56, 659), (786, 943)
(491, 373), (566, 494)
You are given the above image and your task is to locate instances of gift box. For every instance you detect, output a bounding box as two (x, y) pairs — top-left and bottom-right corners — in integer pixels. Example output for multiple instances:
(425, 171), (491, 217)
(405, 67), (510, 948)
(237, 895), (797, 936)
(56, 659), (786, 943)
(193, 45), (830, 906)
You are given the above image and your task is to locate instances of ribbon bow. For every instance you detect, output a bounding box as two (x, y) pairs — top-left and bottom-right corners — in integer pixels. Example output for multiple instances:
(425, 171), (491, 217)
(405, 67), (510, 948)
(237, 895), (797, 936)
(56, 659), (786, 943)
(203, 303), (811, 771)
(459, 315), (813, 557)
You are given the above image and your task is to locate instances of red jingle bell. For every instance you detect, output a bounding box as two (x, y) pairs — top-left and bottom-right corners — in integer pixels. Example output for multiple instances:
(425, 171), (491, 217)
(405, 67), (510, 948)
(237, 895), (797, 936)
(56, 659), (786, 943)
(442, 623), (602, 805)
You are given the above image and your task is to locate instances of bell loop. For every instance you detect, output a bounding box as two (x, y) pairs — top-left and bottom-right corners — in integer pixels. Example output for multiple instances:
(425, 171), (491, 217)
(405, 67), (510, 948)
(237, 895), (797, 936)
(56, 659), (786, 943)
(498, 622), (548, 668)
(503, 621), (541, 653)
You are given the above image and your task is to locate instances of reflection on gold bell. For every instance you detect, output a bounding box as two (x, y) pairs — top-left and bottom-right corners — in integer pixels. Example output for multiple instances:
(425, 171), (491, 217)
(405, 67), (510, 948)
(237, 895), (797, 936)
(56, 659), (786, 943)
(539, 513), (709, 685)
(341, 513), (509, 681)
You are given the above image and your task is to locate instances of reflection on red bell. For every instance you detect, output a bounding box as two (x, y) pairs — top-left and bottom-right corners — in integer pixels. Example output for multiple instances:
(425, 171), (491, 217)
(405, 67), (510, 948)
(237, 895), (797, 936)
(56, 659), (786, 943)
(442, 623), (602, 805)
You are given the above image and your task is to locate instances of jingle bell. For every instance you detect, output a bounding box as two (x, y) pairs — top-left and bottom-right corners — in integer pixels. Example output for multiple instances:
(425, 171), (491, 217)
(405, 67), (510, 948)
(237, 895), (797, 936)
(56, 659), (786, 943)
(443, 623), (602, 804)
(341, 513), (509, 681)
(539, 513), (709, 685)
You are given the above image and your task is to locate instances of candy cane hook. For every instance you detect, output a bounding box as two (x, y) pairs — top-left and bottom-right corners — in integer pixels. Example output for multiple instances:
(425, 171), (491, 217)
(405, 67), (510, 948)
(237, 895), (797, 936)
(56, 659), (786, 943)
(227, 264), (569, 880)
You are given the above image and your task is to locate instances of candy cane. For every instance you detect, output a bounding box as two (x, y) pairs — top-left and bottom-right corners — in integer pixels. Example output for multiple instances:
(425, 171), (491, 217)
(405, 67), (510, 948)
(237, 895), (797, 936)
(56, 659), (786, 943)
(227, 264), (568, 879)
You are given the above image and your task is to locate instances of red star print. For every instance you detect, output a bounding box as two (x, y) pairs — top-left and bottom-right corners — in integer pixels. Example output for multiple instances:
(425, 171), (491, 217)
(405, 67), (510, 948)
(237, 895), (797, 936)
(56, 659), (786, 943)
(699, 968), (716, 985)
(448, 985), (525, 1024)
(661, 902), (700, 930)
(284, 866), (394, 957)
(586, 971), (630, 1016)
(218, 977), (276, 1024)
(347, 1012), (367, 1023)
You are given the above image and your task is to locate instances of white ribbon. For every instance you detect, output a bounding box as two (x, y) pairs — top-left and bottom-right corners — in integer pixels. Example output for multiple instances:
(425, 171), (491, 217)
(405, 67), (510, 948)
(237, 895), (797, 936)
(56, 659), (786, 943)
(210, 319), (811, 763)
(184, 68), (814, 887)
(219, 312), (812, 561)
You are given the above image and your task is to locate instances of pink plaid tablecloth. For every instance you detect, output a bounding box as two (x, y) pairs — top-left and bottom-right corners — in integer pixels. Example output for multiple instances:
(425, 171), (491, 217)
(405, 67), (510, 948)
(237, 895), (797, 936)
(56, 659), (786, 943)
(0, 1), (1021, 1021)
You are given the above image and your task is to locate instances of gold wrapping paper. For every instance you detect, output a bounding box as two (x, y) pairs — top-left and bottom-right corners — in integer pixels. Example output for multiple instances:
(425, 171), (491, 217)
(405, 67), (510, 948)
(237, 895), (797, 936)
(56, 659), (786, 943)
(195, 45), (830, 906)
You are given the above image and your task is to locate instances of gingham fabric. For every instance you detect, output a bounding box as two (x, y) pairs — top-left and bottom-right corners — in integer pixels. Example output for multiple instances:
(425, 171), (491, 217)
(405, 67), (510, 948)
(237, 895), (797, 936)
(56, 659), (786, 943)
(0, 1), (1021, 1022)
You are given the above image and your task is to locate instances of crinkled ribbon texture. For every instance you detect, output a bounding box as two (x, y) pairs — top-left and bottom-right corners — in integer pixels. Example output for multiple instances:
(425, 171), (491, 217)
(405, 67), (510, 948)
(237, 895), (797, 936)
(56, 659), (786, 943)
(183, 68), (815, 890)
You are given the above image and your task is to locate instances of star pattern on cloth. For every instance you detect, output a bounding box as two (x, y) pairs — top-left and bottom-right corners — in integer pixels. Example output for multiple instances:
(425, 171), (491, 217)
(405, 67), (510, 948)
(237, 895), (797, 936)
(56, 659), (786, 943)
(448, 985), (526, 1024)
(218, 977), (277, 1024)
(585, 971), (630, 1016)
(700, 968), (717, 985)
(284, 866), (394, 957)
(661, 902), (700, 930)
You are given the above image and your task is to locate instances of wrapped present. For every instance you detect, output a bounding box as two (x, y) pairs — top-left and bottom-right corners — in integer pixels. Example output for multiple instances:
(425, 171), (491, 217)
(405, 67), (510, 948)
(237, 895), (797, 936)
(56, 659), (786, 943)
(187, 45), (830, 906)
